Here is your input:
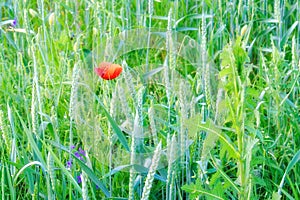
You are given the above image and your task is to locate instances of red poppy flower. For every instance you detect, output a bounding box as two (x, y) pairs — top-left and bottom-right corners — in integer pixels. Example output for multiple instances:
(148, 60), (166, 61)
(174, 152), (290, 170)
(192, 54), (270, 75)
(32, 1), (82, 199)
(94, 62), (122, 80)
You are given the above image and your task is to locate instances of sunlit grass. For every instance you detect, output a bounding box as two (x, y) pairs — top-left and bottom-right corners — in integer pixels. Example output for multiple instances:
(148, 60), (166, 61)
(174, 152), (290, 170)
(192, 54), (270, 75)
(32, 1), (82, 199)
(0, 0), (299, 199)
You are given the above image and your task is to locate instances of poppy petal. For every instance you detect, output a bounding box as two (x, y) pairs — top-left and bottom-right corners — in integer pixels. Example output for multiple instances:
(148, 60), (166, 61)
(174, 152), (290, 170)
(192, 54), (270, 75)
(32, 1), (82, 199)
(94, 62), (122, 80)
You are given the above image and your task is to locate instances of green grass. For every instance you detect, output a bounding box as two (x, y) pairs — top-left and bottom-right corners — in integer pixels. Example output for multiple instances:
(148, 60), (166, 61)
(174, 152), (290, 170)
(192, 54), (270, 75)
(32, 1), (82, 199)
(0, 0), (299, 199)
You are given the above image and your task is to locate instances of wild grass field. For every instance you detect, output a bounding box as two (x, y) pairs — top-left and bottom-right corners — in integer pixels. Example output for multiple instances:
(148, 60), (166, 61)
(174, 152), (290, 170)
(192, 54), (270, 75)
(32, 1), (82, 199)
(0, 0), (299, 199)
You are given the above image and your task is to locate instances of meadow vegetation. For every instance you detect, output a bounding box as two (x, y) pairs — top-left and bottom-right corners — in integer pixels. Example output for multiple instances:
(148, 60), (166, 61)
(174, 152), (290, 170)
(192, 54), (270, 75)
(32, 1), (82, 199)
(0, 0), (299, 199)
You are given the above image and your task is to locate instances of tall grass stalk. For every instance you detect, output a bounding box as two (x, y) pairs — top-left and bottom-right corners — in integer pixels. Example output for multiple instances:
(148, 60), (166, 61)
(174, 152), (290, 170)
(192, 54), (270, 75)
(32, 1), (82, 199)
(47, 152), (54, 199)
(148, 105), (158, 146)
(166, 134), (177, 199)
(146, 0), (153, 72)
(128, 113), (139, 200)
(69, 62), (80, 149)
(0, 110), (11, 152)
(141, 142), (162, 200)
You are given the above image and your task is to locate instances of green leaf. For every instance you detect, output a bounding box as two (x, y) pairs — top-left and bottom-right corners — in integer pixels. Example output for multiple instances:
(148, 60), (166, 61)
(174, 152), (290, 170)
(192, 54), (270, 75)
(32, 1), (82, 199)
(72, 154), (111, 198)
(219, 67), (232, 78)
(201, 129), (219, 163)
(44, 146), (82, 194)
(143, 66), (164, 80)
(278, 149), (300, 195)
(210, 154), (240, 193)
(272, 192), (282, 200)
(94, 94), (130, 151)
(220, 45), (234, 68)
(13, 161), (44, 184)
(185, 115), (239, 159)
(46, 141), (110, 197)
(174, 13), (213, 27)
(15, 108), (46, 171)
(233, 37), (249, 80)
(182, 181), (224, 200)
(280, 21), (298, 48)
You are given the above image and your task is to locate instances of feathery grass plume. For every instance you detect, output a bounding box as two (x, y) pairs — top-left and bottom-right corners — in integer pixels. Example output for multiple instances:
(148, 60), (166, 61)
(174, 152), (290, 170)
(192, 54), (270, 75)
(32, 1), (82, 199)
(137, 86), (144, 127)
(167, 10), (176, 71)
(201, 11), (207, 68)
(129, 112), (140, 200)
(148, 0), (153, 17)
(166, 133), (171, 164)
(81, 172), (89, 200)
(128, 153), (135, 199)
(148, 105), (158, 146)
(274, 0), (282, 48)
(47, 152), (56, 191)
(166, 8), (177, 103)
(118, 83), (133, 127)
(0, 110), (11, 152)
(164, 9), (173, 101)
(136, 87), (145, 154)
(274, 0), (281, 23)
(271, 40), (280, 88)
(31, 46), (39, 136)
(179, 80), (188, 163)
(178, 81), (188, 117)
(166, 8), (172, 51)
(163, 57), (171, 108)
(201, 13), (212, 112)
(69, 62), (80, 147)
(189, 96), (197, 118)
(166, 134), (177, 199)
(145, 0), (153, 72)
(141, 141), (162, 200)
(31, 79), (38, 136)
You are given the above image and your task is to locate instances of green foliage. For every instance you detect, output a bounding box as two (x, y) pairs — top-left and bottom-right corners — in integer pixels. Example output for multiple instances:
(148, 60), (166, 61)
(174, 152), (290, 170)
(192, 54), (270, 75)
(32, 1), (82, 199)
(0, 0), (299, 199)
(182, 179), (224, 200)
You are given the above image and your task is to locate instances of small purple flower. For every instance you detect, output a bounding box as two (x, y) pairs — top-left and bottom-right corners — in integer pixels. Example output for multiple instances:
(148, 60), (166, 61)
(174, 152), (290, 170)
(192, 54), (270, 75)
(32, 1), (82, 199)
(11, 18), (17, 27)
(95, 185), (99, 190)
(74, 151), (84, 161)
(66, 159), (73, 169)
(70, 145), (76, 150)
(78, 147), (86, 156)
(77, 174), (82, 184)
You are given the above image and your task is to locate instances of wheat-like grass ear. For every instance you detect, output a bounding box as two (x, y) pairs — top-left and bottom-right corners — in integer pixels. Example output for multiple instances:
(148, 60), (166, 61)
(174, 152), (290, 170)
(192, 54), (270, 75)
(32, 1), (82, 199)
(141, 141), (162, 200)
